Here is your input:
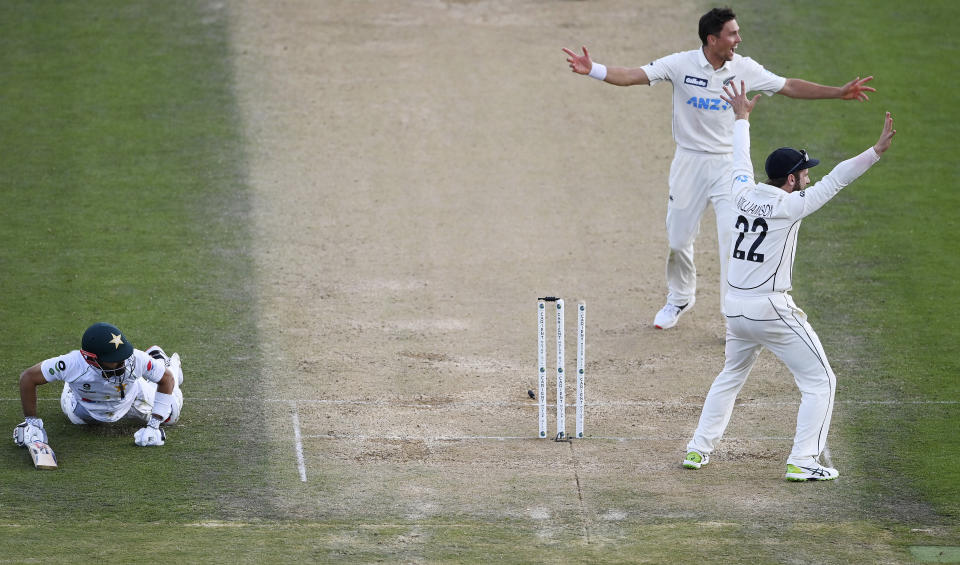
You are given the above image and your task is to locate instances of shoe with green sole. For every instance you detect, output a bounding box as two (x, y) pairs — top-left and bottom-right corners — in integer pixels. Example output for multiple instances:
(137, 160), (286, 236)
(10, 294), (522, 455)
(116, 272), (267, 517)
(785, 460), (838, 481)
(683, 450), (709, 469)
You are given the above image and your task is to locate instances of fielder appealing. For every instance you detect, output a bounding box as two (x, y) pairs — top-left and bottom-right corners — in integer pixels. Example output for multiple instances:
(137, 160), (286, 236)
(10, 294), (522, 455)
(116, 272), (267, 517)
(563, 7), (875, 329)
(14, 322), (185, 449)
(682, 81), (896, 480)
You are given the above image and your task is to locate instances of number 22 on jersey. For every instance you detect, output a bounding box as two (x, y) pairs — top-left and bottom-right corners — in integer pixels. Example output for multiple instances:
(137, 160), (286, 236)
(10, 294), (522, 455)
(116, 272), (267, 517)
(732, 215), (767, 263)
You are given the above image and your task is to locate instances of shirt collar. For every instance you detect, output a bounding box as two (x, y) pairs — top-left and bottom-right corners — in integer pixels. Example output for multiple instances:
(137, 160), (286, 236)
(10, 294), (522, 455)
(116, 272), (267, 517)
(757, 183), (789, 195)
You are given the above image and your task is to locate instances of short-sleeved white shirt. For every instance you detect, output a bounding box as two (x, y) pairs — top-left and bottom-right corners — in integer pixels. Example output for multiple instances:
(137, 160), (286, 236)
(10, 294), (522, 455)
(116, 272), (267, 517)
(41, 349), (166, 422)
(642, 49), (785, 153)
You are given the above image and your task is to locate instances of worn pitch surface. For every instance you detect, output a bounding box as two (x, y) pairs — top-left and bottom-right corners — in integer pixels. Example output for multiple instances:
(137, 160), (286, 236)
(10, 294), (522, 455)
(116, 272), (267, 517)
(229, 0), (883, 536)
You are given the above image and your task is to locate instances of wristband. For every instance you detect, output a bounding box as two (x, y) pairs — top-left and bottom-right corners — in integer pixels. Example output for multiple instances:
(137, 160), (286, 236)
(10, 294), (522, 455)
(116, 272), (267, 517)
(26, 417), (43, 429)
(588, 62), (607, 81)
(152, 392), (174, 422)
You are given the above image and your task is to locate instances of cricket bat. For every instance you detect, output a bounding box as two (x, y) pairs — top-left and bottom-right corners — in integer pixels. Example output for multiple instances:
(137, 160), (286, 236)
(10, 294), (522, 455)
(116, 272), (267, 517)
(27, 441), (58, 470)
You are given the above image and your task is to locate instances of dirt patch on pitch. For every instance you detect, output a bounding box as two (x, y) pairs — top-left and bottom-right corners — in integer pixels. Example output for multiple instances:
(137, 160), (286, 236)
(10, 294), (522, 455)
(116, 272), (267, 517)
(227, 0), (893, 552)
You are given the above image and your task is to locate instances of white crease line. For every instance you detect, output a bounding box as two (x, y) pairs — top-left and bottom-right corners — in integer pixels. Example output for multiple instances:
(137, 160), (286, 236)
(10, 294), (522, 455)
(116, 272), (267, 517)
(301, 434), (792, 442)
(10, 398), (956, 407)
(290, 401), (307, 483)
(187, 398), (959, 407)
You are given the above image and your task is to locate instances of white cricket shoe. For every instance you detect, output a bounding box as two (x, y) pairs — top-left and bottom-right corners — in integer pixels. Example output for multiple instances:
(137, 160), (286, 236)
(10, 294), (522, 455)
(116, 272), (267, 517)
(785, 458), (839, 481)
(654, 297), (695, 329)
(682, 449), (709, 469)
(170, 353), (183, 386)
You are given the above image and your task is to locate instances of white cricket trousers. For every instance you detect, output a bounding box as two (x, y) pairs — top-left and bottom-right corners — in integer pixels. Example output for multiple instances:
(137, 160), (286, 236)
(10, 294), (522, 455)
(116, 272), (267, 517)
(665, 148), (737, 308)
(686, 293), (837, 465)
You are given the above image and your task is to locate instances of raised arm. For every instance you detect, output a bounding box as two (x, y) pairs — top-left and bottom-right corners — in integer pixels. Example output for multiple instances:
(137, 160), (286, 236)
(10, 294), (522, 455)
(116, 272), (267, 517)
(796, 111), (896, 218)
(778, 76), (875, 101)
(722, 80), (761, 188)
(562, 46), (650, 86)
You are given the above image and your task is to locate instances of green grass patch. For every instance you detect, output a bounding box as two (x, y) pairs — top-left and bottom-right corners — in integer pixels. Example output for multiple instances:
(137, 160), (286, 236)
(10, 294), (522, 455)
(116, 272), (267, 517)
(0, 0), (268, 528)
(0, 519), (934, 564)
(739, 0), (960, 519)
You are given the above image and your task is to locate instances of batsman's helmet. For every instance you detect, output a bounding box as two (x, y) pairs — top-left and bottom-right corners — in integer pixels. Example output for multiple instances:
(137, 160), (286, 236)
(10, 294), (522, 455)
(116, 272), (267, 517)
(81, 322), (134, 378)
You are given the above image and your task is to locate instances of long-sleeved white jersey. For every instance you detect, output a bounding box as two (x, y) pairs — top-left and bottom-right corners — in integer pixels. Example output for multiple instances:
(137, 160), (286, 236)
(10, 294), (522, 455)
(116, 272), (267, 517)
(726, 120), (881, 295)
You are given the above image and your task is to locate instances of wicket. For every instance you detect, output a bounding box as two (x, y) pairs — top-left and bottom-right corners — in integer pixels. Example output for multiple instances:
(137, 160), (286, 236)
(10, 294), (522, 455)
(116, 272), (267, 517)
(537, 297), (585, 440)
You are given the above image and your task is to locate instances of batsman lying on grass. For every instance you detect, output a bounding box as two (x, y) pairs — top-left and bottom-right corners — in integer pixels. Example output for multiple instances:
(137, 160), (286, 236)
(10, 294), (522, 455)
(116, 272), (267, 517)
(682, 81), (896, 481)
(13, 322), (185, 457)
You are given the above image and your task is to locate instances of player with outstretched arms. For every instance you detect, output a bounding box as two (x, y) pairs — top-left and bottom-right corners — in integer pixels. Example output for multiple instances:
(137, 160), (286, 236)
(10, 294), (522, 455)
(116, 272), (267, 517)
(14, 322), (185, 453)
(682, 81), (896, 480)
(563, 7), (876, 330)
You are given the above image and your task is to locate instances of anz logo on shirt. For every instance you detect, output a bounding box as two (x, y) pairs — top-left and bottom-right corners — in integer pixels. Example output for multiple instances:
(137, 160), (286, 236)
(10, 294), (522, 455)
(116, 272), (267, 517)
(683, 75), (729, 112)
(685, 97), (730, 111)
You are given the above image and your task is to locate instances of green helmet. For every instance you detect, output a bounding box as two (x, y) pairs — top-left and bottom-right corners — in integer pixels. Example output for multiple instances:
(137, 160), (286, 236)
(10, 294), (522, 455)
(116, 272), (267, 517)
(81, 322), (134, 365)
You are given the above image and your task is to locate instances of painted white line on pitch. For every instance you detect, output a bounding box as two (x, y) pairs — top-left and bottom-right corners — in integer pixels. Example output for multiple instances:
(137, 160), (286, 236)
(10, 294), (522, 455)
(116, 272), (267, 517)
(290, 401), (307, 483)
(8, 397), (956, 407)
(301, 433), (792, 442)
(174, 398), (959, 407)
(276, 398), (957, 406)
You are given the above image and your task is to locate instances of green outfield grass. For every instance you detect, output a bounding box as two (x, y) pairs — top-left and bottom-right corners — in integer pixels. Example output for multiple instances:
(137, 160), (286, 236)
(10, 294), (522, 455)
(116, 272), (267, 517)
(0, 0), (271, 529)
(740, 0), (960, 520)
(0, 0), (956, 562)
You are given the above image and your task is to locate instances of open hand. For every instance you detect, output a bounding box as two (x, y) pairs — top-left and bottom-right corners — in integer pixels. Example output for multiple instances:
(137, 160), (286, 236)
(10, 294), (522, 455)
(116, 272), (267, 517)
(874, 111), (896, 154)
(840, 76), (875, 101)
(562, 46), (593, 75)
(720, 80), (761, 120)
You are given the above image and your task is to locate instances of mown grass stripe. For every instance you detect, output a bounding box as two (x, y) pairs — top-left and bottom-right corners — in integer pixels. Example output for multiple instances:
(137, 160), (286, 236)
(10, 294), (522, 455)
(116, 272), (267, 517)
(740, 0), (960, 519)
(0, 0), (264, 530)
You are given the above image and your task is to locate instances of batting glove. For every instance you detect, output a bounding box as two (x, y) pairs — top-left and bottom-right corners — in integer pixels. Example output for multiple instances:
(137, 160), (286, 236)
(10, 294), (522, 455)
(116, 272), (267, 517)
(134, 417), (166, 447)
(13, 418), (47, 447)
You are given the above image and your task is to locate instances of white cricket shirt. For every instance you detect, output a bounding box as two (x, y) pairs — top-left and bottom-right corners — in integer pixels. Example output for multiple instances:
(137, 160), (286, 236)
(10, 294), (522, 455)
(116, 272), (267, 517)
(642, 49), (785, 153)
(726, 120), (881, 294)
(41, 349), (166, 422)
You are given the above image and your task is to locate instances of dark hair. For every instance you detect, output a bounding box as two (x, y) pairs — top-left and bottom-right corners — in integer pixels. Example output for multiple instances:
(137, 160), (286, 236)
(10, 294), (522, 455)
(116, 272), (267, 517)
(765, 176), (789, 188)
(698, 7), (736, 44)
